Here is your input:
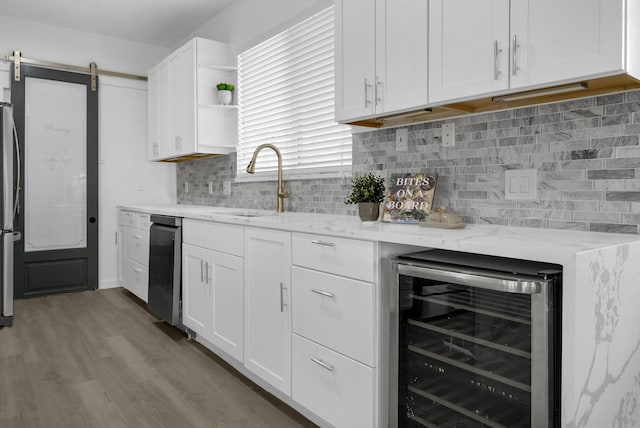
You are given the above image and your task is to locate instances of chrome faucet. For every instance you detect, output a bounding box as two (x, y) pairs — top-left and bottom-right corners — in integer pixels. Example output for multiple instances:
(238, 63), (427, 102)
(246, 143), (289, 213)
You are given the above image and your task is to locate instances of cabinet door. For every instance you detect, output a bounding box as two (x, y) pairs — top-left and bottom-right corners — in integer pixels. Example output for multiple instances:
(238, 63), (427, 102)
(244, 228), (292, 396)
(335, 0), (376, 122)
(510, 0), (624, 89)
(208, 251), (244, 362)
(429, 0), (509, 103)
(377, 0), (429, 113)
(182, 243), (210, 337)
(148, 60), (169, 160)
(168, 42), (196, 156)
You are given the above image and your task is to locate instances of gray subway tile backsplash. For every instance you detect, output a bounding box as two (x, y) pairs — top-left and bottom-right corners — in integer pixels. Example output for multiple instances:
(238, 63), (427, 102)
(177, 89), (640, 235)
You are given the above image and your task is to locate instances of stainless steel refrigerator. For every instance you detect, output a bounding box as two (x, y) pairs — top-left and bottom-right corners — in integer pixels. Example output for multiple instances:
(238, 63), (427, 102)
(0, 103), (20, 328)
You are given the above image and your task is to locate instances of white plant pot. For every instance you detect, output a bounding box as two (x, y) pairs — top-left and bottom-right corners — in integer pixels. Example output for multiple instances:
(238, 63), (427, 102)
(218, 90), (233, 105)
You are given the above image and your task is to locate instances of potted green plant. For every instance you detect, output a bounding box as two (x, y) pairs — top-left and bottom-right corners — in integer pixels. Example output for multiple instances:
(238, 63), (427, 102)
(345, 173), (385, 221)
(216, 82), (235, 105)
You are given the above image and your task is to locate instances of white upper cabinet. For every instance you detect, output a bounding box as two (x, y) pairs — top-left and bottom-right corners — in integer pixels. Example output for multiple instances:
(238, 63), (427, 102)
(148, 37), (238, 161)
(148, 61), (169, 159)
(429, 0), (510, 103)
(168, 42), (196, 156)
(429, 0), (627, 104)
(335, 0), (428, 123)
(509, 0), (625, 89)
(335, 0), (375, 122)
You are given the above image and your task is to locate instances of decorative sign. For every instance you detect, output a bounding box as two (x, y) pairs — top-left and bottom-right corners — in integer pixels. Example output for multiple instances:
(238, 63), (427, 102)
(381, 172), (438, 223)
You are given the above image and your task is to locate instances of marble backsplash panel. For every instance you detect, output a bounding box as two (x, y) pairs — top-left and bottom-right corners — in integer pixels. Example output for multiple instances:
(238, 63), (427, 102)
(177, 89), (640, 234)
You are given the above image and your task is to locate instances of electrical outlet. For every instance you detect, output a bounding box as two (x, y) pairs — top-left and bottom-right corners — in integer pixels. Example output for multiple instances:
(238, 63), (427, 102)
(208, 181), (214, 194)
(396, 128), (409, 152)
(442, 123), (455, 147)
(223, 180), (231, 196)
(183, 182), (189, 193)
(136, 180), (144, 191)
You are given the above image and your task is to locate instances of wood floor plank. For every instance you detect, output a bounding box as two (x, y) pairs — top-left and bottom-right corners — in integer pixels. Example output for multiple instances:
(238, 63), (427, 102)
(0, 288), (317, 428)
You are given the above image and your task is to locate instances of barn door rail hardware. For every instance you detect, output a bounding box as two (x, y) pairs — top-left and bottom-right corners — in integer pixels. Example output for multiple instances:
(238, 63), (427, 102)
(4, 50), (147, 91)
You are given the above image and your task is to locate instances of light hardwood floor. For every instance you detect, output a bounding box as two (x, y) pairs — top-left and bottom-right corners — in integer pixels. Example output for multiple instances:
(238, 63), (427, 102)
(0, 288), (317, 428)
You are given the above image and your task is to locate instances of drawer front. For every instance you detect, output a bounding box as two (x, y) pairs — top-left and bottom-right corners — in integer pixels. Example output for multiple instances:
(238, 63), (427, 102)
(292, 233), (375, 282)
(292, 266), (374, 366)
(137, 212), (152, 230)
(124, 259), (148, 302)
(183, 219), (243, 256)
(125, 227), (150, 266)
(292, 334), (374, 428)
(119, 211), (136, 227)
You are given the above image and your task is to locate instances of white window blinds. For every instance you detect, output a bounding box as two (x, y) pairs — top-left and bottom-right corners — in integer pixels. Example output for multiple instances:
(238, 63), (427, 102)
(237, 5), (352, 181)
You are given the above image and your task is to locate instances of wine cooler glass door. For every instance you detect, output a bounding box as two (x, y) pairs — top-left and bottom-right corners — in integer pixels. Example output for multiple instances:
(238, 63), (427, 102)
(391, 256), (559, 428)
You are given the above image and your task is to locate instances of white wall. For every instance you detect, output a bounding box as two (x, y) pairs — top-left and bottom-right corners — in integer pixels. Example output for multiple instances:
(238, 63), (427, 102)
(0, 14), (177, 289)
(186, 0), (333, 54)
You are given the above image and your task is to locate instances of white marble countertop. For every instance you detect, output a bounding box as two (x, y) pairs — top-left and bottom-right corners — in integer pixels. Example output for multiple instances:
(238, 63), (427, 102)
(119, 204), (640, 427)
(118, 204), (640, 266)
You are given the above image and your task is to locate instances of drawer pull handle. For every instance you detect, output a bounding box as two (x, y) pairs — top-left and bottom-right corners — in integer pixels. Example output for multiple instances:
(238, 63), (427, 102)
(311, 358), (334, 372)
(280, 282), (287, 312)
(133, 234), (142, 240)
(311, 289), (335, 298)
(133, 267), (144, 273)
(311, 240), (335, 247)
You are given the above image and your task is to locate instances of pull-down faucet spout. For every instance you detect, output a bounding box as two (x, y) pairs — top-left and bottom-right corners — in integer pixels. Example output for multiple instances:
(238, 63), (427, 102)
(246, 144), (289, 213)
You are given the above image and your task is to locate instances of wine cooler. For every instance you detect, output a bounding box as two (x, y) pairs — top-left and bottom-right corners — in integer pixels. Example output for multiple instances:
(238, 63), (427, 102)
(390, 249), (562, 428)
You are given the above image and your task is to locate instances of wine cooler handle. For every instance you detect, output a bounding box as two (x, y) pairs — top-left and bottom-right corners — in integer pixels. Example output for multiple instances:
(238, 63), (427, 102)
(393, 263), (548, 294)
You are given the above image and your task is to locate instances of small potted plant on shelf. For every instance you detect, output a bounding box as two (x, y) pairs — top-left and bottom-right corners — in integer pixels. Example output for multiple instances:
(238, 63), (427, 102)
(216, 83), (235, 105)
(345, 173), (385, 221)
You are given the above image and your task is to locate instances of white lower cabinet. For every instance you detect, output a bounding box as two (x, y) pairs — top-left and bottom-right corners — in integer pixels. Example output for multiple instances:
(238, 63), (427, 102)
(292, 334), (374, 428)
(182, 220), (244, 362)
(243, 228), (292, 396)
(118, 210), (151, 302)
(178, 221), (380, 427)
(291, 232), (378, 427)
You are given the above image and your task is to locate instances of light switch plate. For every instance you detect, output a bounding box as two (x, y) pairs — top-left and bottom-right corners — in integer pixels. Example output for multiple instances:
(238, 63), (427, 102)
(505, 169), (537, 200)
(442, 123), (455, 147)
(396, 128), (408, 152)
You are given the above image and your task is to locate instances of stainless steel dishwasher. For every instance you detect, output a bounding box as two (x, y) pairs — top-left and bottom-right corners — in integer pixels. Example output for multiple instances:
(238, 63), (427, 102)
(147, 214), (182, 327)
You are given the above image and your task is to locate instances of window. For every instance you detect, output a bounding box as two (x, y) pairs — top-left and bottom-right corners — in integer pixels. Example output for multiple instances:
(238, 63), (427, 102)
(236, 6), (352, 181)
